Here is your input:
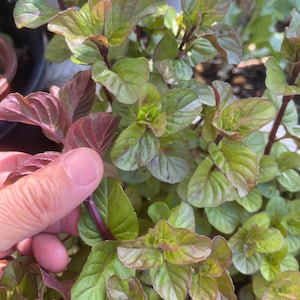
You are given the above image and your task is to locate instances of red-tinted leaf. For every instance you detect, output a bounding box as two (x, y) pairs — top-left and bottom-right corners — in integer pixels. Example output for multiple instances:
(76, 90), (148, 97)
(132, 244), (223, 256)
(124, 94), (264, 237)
(39, 267), (76, 300)
(0, 92), (71, 143)
(63, 112), (121, 156)
(4, 152), (61, 185)
(58, 70), (96, 121)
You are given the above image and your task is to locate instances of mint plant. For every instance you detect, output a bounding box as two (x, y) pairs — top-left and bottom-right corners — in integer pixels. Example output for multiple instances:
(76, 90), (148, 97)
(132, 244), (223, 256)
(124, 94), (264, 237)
(0, 0), (300, 299)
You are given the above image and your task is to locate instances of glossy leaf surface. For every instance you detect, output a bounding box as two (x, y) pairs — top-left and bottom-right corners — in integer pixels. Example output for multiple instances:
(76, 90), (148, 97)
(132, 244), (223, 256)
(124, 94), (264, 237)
(14, 0), (59, 28)
(71, 241), (135, 299)
(92, 58), (149, 104)
(0, 92), (71, 143)
(93, 177), (139, 241)
(107, 276), (147, 300)
(63, 112), (121, 156)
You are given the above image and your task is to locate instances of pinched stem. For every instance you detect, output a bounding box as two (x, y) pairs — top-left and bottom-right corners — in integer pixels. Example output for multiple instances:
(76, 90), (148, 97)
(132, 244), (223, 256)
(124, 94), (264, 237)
(84, 194), (114, 240)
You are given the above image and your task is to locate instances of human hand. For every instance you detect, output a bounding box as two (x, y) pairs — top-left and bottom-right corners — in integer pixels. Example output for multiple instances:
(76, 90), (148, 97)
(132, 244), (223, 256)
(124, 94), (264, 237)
(0, 148), (103, 275)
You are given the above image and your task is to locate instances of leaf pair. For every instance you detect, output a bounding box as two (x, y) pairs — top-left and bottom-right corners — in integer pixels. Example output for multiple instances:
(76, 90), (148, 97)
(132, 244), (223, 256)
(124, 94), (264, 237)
(0, 71), (121, 183)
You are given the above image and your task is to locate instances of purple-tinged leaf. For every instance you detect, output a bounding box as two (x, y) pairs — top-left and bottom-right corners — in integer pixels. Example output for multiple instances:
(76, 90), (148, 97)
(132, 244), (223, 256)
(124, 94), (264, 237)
(63, 112), (121, 156)
(4, 152), (61, 185)
(39, 267), (76, 300)
(0, 92), (71, 143)
(58, 70), (96, 121)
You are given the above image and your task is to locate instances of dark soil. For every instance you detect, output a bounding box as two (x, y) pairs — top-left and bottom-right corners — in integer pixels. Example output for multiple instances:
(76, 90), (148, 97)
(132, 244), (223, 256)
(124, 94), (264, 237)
(195, 59), (266, 99)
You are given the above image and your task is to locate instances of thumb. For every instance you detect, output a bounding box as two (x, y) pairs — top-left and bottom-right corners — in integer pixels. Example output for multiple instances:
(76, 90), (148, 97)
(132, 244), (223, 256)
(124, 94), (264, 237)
(0, 148), (103, 251)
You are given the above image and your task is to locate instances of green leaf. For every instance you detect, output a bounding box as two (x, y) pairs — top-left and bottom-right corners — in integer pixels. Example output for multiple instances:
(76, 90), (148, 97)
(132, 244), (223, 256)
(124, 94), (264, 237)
(137, 84), (167, 137)
(92, 57), (149, 104)
(255, 228), (284, 253)
(280, 254), (299, 273)
(281, 213), (300, 235)
(243, 213), (270, 230)
(188, 157), (234, 208)
(71, 241), (135, 299)
(160, 225), (212, 265)
(277, 169), (300, 192)
(162, 89), (202, 135)
(147, 135), (191, 184)
(264, 90), (298, 126)
(204, 236), (233, 276)
(13, 0), (59, 28)
(285, 234), (300, 253)
(213, 98), (276, 141)
(244, 131), (268, 159)
(265, 57), (300, 95)
(153, 30), (193, 84)
(281, 9), (300, 62)
(212, 80), (236, 108)
(0, 260), (41, 299)
(177, 80), (215, 106)
(187, 38), (218, 66)
(94, 177), (139, 241)
(209, 141), (259, 197)
(205, 202), (245, 234)
(182, 0), (230, 29)
(189, 274), (219, 300)
(262, 271), (300, 300)
(168, 202), (195, 231)
(45, 34), (71, 63)
(105, 0), (156, 46)
(111, 123), (160, 171)
(236, 188), (262, 213)
(259, 155), (280, 183)
(78, 203), (102, 246)
(112, 101), (138, 130)
(148, 201), (170, 223)
(150, 262), (190, 300)
(266, 197), (288, 225)
(215, 272), (237, 300)
(118, 234), (164, 270)
(48, 7), (92, 45)
(204, 23), (242, 65)
(229, 228), (263, 275)
(260, 246), (288, 281)
(107, 276), (147, 300)
(278, 151), (300, 172)
(260, 259), (281, 282)
(233, 250), (263, 275)
(68, 40), (100, 64)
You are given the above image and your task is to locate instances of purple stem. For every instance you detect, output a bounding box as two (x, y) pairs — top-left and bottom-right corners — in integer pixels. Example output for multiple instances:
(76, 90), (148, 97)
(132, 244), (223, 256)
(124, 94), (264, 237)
(84, 194), (114, 240)
(264, 62), (300, 154)
(57, 0), (66, 10)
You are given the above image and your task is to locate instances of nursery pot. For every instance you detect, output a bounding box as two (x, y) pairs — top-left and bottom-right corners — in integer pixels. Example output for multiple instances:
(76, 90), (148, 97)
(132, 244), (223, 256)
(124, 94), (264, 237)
(0, 0), (58, 153)
(0, 34), (18, 100)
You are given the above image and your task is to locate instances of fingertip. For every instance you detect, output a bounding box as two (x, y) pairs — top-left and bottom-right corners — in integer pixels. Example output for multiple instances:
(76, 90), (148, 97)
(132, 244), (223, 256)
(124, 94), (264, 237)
(32, 233), (69, 273)
(15, 238), (33, 256)
(62, 147), (104, 187)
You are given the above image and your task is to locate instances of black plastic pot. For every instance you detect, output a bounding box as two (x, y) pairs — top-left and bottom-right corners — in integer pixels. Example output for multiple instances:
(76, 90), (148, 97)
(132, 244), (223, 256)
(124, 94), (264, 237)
(0, 0), (59, 153)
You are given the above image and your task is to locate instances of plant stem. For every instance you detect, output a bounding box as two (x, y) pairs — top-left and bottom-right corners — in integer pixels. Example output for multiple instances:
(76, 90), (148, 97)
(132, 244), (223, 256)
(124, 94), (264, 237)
(102, 86), (114, 104)
(98, 45), (111, 70)
(57, 0), (66, 10)
(264, 95), (293, 154)
(177, 26), (196, 59)
(264, 62), (300, 154)
(84, 194), (114, 240)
